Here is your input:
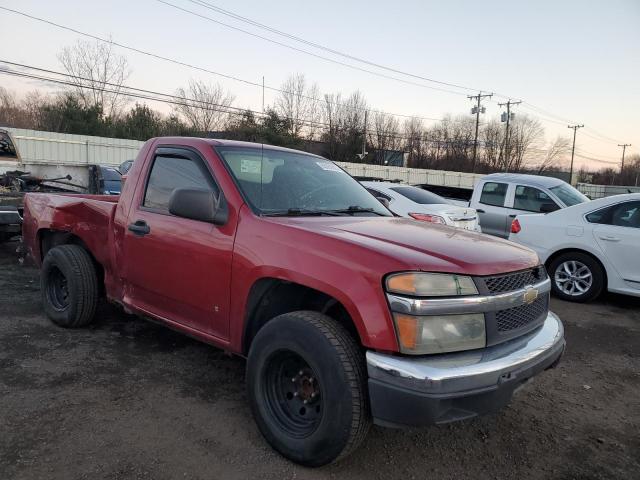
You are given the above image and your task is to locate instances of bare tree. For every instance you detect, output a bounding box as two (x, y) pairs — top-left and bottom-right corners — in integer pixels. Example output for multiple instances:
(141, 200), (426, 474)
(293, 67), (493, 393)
(402, 117), (424, 167)
(535, 136), (571, 174)
(274, 73), (321, 138)
(173, 79), (235, 133)
(482, 119), (505, 171)
(320, 91), (368, 162)
(58, 39), (130, 117)
(370, 112), (400, 161)
(507, 115), (544, 172)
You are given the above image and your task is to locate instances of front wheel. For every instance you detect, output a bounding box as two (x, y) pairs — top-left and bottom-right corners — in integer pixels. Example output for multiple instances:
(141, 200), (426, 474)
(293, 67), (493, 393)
(548, 252), (604, 302)
(246, 311), (370, 467)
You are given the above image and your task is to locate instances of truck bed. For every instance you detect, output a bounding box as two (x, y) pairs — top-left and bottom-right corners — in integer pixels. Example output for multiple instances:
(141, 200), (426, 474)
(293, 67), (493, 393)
(21, 193), (119, 269)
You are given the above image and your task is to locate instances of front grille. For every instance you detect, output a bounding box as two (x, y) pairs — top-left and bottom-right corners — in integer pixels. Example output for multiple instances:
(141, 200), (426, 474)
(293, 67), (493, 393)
(496, 295), (548, 332)
(484, 266), (547, 294)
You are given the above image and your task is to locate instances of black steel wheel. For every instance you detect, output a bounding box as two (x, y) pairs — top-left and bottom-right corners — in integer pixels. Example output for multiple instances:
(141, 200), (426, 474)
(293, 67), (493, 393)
(41, 244), (99, 327)
(45, 265), (70, 311)
(262, 350), (323, 438)
(246, 311), (370, 467)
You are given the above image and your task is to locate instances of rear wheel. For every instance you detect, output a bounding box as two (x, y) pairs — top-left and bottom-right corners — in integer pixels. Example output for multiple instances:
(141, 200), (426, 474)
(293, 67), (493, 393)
(246, 311), (370, 467)
(41, 244), (99, 327)
(548, 252), (604, 302)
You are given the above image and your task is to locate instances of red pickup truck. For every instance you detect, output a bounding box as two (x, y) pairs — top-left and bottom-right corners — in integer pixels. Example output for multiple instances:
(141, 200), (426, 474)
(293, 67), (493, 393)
(22, 138), (565, 466)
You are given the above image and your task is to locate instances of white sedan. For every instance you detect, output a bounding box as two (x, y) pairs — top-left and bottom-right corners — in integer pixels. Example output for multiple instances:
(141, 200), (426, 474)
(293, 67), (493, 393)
(509, 193), (640, 302)
(361, 181), (481, 231)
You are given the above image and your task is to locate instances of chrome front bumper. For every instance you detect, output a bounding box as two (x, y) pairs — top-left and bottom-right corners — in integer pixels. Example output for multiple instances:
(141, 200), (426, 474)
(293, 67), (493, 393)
(366, 311), (565, 426)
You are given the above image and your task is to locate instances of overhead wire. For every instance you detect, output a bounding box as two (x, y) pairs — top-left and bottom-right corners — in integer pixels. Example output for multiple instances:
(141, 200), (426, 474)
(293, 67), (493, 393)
(181, 0), (480, 94)
(0, 4), (630, 158)
(0, 5), (443, 124)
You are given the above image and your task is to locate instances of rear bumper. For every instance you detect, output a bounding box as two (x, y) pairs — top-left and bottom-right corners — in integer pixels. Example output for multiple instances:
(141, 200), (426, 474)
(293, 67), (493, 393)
(366, 311), (565, 427)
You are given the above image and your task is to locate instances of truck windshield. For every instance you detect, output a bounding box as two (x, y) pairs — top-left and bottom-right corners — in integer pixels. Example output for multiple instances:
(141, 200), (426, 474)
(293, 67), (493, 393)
(216, 146), (391, 216)
(549, 184), (589, 206)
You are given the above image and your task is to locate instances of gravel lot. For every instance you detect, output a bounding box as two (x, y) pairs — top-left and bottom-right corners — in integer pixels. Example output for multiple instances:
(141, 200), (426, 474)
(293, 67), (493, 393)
(1, 239), (639, 480)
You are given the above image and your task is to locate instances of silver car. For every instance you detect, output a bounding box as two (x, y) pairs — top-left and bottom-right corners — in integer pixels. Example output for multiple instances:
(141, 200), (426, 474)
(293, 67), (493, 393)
(469, 173), (589, 238)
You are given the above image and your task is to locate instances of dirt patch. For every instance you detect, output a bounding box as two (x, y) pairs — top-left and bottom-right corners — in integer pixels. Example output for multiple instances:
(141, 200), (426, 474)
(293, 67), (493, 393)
(1, 240), (638, 479)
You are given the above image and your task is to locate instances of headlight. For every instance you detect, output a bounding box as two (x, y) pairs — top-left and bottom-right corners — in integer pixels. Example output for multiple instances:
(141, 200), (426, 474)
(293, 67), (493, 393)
(386, 272), (478, 297)
(393, 313), (486, 354)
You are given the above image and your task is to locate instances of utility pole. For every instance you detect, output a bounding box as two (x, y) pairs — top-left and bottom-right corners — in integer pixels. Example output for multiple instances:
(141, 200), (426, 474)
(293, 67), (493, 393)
(618, 143), (631, 173)
(567, 124), (584, 185)
(361, 110), (368, 161)
(261, 76), (265, 112)
(468, 92), (493, 172)
(498, 99), (521, 171)
(356, 110), (368, 161)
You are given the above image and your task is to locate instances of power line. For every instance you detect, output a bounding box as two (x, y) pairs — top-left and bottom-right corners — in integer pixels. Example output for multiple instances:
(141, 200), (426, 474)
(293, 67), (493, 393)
(154, 0), (470, 97)
(181, 0), (481, 94)
(3, 5), (626, 152)
(0, 63), (434, 144)
(3, 64), (624, 172)
(0, 6), (443, 124)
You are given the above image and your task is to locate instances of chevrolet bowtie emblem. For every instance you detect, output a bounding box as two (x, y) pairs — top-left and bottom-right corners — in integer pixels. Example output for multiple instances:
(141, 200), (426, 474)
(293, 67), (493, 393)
(523, 287), (539, 305)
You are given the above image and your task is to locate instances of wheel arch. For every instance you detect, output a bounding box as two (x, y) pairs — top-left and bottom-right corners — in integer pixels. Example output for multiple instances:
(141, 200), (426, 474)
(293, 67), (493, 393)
(38, 229), (105, 295)
(242, 277), (360, 355)
(544, 247), (609, 289)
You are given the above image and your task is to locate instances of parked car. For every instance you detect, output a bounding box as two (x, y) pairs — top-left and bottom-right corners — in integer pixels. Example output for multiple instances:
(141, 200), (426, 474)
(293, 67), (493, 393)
(22, 138), (565, 466)
(468, 173), (589, 238)
(509, 193), (640, 302)
(361, 181), (481, 231)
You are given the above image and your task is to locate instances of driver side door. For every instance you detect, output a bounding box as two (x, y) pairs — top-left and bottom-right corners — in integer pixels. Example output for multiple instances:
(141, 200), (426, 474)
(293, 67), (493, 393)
(121, 147), (234, 340)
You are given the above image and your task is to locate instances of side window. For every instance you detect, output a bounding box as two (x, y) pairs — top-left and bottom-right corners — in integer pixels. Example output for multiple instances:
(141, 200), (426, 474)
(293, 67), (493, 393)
(514, 185), (558, 212)
(366, 188), (391, 201)
(587, 201), (640, 228)
(585, 206), (610, 225)
(143, 154), (217, 212)
(479, 182), (508, 207)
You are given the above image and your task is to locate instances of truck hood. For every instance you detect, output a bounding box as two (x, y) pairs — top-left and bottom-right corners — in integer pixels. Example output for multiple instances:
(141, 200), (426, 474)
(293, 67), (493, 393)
(268, 216), (539, 276)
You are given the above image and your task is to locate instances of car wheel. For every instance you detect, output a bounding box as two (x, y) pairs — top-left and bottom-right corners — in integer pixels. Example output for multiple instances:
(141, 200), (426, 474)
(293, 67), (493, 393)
(41, 244), (99, 327)
(246, 311), (370, 467)
(548, 252), (604, 302)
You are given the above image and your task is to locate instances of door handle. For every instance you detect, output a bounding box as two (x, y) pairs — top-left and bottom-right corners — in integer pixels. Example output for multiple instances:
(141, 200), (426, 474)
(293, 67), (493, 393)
(599, 235), (620, 242)
(476, 209), (485, 213)
(508, 214), (517, 218)
(128, 220), (150, 236)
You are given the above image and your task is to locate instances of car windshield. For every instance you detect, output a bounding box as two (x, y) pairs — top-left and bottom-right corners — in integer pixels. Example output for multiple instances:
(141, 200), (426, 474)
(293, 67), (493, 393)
(549, 184), (589, 206)
(216, 146), (391, 216)
(389, 186), (448, 205)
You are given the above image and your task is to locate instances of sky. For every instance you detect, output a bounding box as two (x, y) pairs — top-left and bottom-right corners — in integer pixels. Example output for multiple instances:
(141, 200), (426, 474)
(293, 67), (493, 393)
(1, 0), (639, 170)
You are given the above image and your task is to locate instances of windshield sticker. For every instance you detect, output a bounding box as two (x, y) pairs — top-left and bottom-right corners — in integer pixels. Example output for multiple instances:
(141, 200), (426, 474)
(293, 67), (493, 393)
(240, 159), (262, 174)
(316, 161), (341, 172)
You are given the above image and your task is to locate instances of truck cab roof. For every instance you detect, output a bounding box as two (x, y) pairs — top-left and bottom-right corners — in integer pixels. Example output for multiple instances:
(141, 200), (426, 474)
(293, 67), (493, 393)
(481, 173), (566, 189)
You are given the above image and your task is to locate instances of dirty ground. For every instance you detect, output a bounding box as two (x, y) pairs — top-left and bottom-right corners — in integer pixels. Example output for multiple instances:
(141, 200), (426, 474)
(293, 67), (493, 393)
(1, 240), (638, 479)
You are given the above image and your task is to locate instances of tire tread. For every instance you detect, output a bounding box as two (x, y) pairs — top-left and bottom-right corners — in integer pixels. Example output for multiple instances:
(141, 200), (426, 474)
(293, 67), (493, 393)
(291, 311), (371, 462)
(42, 244), (99, 327)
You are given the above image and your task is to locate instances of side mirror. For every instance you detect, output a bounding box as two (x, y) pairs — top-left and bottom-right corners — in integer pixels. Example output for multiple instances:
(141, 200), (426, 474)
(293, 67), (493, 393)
(376, 197), (390, 208)
(168, 188), (228, 225)
(540, 203), (560, 213)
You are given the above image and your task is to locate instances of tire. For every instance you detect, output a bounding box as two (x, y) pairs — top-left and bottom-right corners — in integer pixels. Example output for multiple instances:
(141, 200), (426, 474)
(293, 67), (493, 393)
(41, 244), (99, 327)
(246, 311), (370, 467)
(548, 252), (604, 303)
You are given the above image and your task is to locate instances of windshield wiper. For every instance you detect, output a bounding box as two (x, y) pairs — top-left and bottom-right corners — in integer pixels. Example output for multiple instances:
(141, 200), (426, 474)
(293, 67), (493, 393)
(325, 206), (387, 216)
(263, 208), (345, 217)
